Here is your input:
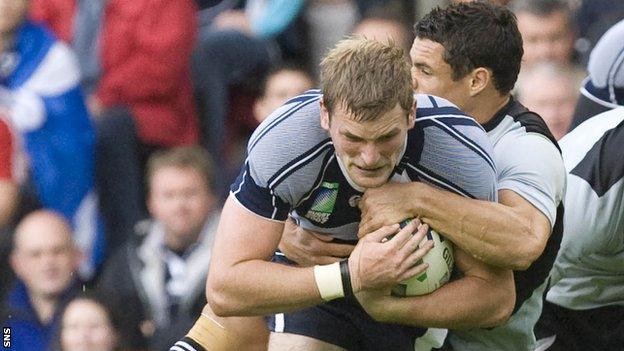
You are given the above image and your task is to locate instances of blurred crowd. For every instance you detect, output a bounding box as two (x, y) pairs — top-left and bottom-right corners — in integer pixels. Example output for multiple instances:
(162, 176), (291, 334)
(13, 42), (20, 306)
(0, 0), (622, 350)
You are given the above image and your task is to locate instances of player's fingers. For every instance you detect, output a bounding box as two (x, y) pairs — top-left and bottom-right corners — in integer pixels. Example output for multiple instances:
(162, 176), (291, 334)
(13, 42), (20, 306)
(401, 238), (434, 272)
(398, 223), (428, 256)
(362, 223), (400, 243)
(388, 219), (420, 248)
(399, 261), (430, 282)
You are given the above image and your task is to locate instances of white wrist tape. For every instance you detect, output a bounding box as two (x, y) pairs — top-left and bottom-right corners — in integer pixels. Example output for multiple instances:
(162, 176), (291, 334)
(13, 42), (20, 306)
(313, 262), (344, 301)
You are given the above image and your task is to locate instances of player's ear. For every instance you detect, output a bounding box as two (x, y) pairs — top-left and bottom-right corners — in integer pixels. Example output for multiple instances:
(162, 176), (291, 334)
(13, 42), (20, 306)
(320, 98), (330, 131)
(469, 67), (490, 96)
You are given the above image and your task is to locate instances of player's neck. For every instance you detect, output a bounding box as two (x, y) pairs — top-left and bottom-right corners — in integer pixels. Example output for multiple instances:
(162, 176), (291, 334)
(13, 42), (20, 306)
(468, 91), (510, 125)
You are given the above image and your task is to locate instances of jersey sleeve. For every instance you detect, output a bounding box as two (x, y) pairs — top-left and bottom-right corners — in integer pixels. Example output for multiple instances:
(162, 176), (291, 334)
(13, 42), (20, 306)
(230, 94), (330, 221)
(415, 94), (499, 202)
(497, 133), (566, 228)
(230, 161), (291, 222)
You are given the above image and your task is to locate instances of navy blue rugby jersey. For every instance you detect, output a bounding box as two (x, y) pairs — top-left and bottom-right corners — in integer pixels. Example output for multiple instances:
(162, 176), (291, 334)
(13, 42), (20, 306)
(231, 90), (498, 242)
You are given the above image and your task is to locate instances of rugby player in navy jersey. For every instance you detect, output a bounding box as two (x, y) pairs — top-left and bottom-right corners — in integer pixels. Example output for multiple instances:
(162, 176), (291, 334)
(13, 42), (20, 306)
(169, 37), (513, 351)
(282, 2), (566, 350)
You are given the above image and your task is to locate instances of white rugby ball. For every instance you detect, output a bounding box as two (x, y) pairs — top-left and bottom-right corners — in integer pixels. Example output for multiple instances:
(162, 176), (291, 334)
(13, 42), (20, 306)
(392, 227), (454, 296)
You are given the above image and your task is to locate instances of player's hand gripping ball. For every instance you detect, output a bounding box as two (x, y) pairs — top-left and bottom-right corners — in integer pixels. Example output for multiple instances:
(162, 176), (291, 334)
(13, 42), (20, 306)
(392, 219), (454, 296)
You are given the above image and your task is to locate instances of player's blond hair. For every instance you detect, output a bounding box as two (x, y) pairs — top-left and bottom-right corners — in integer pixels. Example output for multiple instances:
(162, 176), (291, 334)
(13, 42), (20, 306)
(320, 37), (413, 122)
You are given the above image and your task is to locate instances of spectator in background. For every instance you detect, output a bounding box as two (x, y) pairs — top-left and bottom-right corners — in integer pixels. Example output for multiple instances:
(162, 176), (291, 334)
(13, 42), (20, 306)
(510, 0), (576, 69)
(452, 0), (511, 5)
(210, 65), (314, 189)
(351, 6), (413, 54)
(0, 117), (19, 229)
(2, 211), (82, 351)
(192, 0), (306, 195)
(253, 65), (315, 123)
(31, 0), (200, 256)
(516, 61), (583, 140)
(98, 147), (266, 351)
(0, 117), (21, 306)
(570, 18), (624, 130)
(30, 0), (199, 147)
(58, 292), (121, 351)
(1, 0), (102, 278)
(573, 0), (624, 66)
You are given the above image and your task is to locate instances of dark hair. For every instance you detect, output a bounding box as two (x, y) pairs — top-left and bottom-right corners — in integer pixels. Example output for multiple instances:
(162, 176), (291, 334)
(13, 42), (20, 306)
(55, 291), (122, 351)
(414, 1), (523, 94)
(259, 62), (315, 97)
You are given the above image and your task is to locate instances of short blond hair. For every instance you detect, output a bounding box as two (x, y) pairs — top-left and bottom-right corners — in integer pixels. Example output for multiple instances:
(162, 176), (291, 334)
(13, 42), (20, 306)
(146, 146), (214, 191)
(320, 37), (413, 122)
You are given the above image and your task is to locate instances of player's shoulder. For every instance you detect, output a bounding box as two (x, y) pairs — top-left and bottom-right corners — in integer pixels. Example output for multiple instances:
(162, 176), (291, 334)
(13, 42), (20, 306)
(562, 107), (624, 197)
(411, 93), (494, 159)
(247, 89), (326, 151)
(414, 93), (487, 136)
(486, 98), (560, 150)
(407, 95), (497, 201)
(561, 107), (624, 167)
(246, 90), (332, 187)
(415, 94), (476, 121)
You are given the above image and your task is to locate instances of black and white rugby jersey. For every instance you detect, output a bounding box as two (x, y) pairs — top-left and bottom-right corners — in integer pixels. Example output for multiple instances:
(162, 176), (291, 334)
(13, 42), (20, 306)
(450, 98), (566, 351)
(547, 107), (624, 311)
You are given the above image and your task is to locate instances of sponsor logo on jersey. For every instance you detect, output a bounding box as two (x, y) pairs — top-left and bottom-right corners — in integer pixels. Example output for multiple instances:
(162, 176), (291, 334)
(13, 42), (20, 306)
(306, 182), (339, 224)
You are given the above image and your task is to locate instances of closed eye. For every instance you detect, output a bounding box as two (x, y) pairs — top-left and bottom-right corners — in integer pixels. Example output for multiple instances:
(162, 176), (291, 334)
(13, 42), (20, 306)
(344, 133), (365, 142)
(414, 63), (432, 76)
(377, 133), (397, 142)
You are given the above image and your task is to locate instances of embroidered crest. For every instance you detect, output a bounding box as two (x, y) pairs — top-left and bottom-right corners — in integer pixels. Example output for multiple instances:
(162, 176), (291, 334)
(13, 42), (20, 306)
(306, 182), (339, 224)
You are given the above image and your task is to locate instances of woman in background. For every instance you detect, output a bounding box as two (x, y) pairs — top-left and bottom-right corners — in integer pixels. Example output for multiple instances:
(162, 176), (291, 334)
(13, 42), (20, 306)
(59, 293), (121, 351)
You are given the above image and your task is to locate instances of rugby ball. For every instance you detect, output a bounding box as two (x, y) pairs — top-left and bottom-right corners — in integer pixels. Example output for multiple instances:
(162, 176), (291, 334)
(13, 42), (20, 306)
(392, 224), (454, 296)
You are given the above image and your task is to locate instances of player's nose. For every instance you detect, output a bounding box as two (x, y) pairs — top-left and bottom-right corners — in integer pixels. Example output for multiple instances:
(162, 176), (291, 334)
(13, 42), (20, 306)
(360, 144), (381, 167)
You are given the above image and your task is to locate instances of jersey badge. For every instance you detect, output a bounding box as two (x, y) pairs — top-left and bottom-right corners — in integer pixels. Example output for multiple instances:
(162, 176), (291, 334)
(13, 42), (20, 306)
(306, 182), (339, 224)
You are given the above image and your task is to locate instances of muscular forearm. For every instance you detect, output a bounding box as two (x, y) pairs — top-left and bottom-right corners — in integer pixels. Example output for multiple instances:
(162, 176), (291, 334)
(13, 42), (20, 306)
(375, 274), (514, 329)
(207, 260), (323, 317)
(410, 183), (541, 270)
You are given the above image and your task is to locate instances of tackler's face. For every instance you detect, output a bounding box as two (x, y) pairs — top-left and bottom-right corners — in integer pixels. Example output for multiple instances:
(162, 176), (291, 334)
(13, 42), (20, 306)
(0, 0), (29, 37)
(321, 101), (414, 189)
(409, 37), (472, 110)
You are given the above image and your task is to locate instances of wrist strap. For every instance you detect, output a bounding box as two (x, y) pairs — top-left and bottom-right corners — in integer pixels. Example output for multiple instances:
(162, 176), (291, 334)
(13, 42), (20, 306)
(313, 262), (344, 301)
(340, 260), (354, 299)
(185, 313), (234, 350)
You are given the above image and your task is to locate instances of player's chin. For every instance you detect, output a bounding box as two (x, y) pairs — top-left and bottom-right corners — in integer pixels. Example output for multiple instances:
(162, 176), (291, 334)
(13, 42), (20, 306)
(352, 174), (389, 189)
